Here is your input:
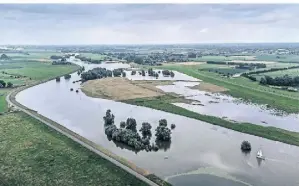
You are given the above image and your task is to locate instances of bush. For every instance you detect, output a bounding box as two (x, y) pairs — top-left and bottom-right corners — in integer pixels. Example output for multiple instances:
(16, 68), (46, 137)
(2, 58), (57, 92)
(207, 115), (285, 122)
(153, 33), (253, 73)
(64, 74), (71, 79)
(241, 141), (251, 152)
(170, 124), (176, 129)
(131, 71), (136, 75)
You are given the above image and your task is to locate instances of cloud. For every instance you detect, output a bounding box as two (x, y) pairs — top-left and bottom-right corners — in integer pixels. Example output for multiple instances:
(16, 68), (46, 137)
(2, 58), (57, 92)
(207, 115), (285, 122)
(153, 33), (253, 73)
(0, 4), (298, 44)
(199, 28), (209, 33)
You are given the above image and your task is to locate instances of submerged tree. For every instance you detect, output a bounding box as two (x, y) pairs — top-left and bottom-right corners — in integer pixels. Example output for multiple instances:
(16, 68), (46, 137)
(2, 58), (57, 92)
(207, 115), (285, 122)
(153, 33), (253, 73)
(120, 121), (126, 128)
(126, 118), (137, 132)
(56, 77), (60, 82)
(131, 70), (136, 75)
(171, 124), (176, 129)
(64, 74), (71, 79)
(103, 109), (115, 126)
(241, 141), (251, 152)
(139, 122), (152, 137)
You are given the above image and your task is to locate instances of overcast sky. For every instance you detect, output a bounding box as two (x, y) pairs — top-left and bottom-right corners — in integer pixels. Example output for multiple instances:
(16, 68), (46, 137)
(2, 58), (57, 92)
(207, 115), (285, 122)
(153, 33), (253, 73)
(1, 4), (299, 45)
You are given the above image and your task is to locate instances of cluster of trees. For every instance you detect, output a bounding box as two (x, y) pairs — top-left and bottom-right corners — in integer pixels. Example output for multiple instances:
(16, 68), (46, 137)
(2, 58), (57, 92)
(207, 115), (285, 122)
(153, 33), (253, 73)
(103, 109), (175, 152)
(260, 75), (299, 87)
(0, 80), (13, 88)
(75, 55), (102, 64)
(206, 61), (267, 69)
(162, 70), (175, 77)
(0, 54), (9, 60)
(148, 68), (159, 78)
(81, 68), (126, 81)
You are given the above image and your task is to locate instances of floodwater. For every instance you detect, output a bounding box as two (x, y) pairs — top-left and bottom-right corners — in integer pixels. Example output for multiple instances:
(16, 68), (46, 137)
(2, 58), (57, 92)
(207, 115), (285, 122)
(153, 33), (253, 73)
(157, 82), (299, 132)
(125, 69), (200, 82)
(16, 59), (299, 186)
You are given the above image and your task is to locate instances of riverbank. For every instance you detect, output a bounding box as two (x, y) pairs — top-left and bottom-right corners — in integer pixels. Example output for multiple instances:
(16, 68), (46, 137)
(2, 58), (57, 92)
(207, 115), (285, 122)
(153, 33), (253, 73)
(157, 65), (299, 113)
(123, 95), (299, 147)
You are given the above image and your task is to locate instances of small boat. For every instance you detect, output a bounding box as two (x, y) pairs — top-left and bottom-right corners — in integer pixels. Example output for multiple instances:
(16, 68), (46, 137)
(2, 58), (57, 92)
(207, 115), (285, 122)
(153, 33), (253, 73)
(256, 149), (265, 160)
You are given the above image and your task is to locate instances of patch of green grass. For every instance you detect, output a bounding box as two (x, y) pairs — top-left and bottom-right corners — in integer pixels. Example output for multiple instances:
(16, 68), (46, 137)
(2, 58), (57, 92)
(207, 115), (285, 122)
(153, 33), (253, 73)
(156, 65), (299, 113)
(253, 68), (299, 80)
(202, 67), (246, 75)
(255, 55), (299, 63)
(3, 62), (79, 80)
(0, 112), (148, 186)
(0, 89), (11, 112)
(124, 95), (299, 147)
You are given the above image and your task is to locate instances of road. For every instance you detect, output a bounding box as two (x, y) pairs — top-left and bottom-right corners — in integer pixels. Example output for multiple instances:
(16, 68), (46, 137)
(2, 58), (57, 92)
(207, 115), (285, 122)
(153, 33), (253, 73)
(6, 91), (159, 186)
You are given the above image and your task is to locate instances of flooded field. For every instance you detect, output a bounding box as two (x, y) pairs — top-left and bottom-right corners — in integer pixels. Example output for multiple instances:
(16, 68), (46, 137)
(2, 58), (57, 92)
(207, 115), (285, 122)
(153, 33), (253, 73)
(157, 82), (299, 132)
(15, 59), (299, 186)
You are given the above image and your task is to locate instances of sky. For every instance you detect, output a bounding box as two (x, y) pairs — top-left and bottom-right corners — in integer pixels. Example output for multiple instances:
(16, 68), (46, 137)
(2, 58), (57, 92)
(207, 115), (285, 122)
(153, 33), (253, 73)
(1, 4), (299, 45)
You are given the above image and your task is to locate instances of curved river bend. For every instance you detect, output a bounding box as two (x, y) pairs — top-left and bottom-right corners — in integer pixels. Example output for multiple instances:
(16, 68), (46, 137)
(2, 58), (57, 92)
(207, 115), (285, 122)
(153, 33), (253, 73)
(16, 60), (299, 186)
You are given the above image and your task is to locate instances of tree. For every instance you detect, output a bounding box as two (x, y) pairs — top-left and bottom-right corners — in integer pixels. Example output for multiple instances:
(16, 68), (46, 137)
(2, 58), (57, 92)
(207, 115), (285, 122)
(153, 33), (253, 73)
(131, 70), (136, 75)
(0, 80), (6, 87)
(126, 118), (137, 132)
(155, 125), (171, 141)
(56, 77), (60, 82)
(103, 109), (115, 126)
(64, 74), (71, 79)
(7, 82), (13, 88)
(171, 124), (176, 129)
(122, 71), (126, 77)
(170, 71), (175, 78)
(141, 70), (146, 77)
(159, 119), (167, 127)
(241, 141), (251, 152)
(120, 121), (126, 128)
(139, 122), (152, 137)
(260, 77), (267, 85)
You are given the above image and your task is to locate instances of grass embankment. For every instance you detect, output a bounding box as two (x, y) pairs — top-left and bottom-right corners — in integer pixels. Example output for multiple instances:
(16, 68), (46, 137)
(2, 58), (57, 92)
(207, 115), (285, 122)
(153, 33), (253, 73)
(0, 61), (80, 112)
(124, 95), (299, 147)
(0, 112), (148, 186)
(158, 65), (299, 113)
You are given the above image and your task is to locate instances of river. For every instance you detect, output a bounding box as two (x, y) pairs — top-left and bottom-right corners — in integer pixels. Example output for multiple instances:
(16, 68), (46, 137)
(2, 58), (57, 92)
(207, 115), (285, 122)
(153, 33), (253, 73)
(16, 59), (299, 186)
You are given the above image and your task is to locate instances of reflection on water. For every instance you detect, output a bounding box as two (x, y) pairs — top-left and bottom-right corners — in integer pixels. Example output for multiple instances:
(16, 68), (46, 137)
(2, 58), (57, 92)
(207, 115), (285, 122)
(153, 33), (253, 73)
(168, 174), (249, 186)
(157, 82), (299, 132)
(15, 59), (299, 186)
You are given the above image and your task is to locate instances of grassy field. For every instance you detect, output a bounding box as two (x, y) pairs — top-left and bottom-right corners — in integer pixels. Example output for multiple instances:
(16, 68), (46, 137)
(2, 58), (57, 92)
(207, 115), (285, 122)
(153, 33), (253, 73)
(0, 58), (79, 112)
(253, 68), (299, 80)
(255, 54), (299, 63)
(0, 112), (148, 186)
(3, 52), (59, 61)
(124, 95), (299, 147)
(2, 61), (79, 81)
(156, 65), (299, 113)
(202, 67), (246, 75)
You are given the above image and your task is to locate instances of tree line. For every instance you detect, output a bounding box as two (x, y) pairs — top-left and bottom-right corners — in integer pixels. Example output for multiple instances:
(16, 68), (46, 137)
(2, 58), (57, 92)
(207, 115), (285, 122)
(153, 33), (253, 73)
(260, 75), (299, 87)
(103, 109), (175, 152)
(80, 68), (126, 81)
(206, 61), (266, 69)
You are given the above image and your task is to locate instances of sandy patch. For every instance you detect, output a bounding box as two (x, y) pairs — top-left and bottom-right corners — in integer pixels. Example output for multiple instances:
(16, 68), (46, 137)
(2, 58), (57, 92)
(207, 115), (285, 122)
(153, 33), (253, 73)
(81, 77), (166, 100)
(227, 60), (276, 64)
(191, 82), (228, 93)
